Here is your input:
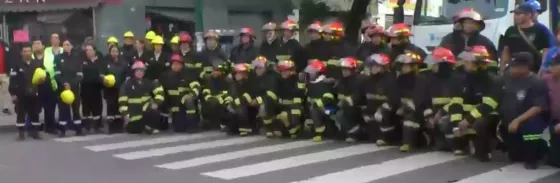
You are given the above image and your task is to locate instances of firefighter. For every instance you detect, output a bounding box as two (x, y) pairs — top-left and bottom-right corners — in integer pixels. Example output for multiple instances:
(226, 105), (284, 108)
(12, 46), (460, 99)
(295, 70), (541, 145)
(131, 40), (153, 66)
(144, 31), (156, 51)
(439, 9), (497, 72)
(445, 45), (500, 160)
(107, 36), (119, 48)
(251, 56), (281, 137)
(200, 61), (231, 131)
(146, 35), (170, 81)
(421, 47), (463, 153)
(160, 54), (201, 133)
(356, 24), (390, 62)
(305, 60), (336, 142)
(395, 52), (430, 152)
(259, 22), (281, 62)
(361, 53), (400, 146)
(119, 61), (165, 134)
(335, 57), (368, 142)
(386, 23), (426, 64)
(82, 44), (106, 134)
(122, 31), (136, 62)
(177, 32), (200, 79)
(10, 44), (45, 140)
(230, 27), (258, 64)
(274, 60), (306, 138)
(304, 21), (328, 62)
(199, 30), (228, 79)
(279, 19), (306, 72)
(170, 35), (180, 53)
(54, 40), (83, 137)
(322, 22), (354, 80)
(226, 63), (256, 136)
(104, 45), (128, 134)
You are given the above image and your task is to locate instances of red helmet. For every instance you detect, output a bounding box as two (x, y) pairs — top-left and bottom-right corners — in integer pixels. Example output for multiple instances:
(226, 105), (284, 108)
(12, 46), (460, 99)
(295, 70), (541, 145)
(340, 57), (359, 68)
(304, 59), (326, 74)
(458, 45), (492, 62)
(179, 32), (192, 43)
(277, 60), (296, 72)
(427, 47), (456, 64)
(360, 20), (377, 34)
(324, 22), (344, 37)
(170, 54), (183, 63)
(281, 19), (298, 31)
(366, 53), (391, 66)
(396, 51), (423, 64)
(234, 63), (250, 72)
(252, 56), (268, 68)
(307, 21), (322, 32)
(240, 27), (254, 36)
(386, 23), (412, 37)
(131, 61), (146, 70)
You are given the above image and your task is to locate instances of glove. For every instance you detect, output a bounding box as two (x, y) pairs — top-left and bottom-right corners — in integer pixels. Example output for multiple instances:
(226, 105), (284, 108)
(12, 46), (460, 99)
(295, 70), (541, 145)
(374, 110), (383, 122)
(396, 107), (404, 116)
(363, 115), (372, 123)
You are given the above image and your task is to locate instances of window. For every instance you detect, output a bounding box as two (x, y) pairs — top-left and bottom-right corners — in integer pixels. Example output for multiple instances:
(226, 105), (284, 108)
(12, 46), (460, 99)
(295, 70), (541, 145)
(413, 0), (509, 25)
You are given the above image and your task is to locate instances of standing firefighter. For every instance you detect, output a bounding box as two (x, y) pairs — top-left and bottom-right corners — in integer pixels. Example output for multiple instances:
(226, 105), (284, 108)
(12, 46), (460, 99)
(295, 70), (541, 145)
(119, 61), (165, 134)
(304, 21), (328, 62)
(357, 24), (390, 61)
(103, 46), (128, 134)
(361, 53), (400, 146)
(386, 23), (426, 64)
(230, 27), (258, 64)
(259, 22), (281, 62)
(279, 20), (306, 72)
(274, 60), (305, 138)
(159, 54), (201, 133)
(199, 30), (228, 79)
(335, 57), (367, 142)
(201, 61), (231, 131)
(177, 32), (200, 79)
(322, 22), (354, 80)
(148, 35), (171, 130)
(54, 41), (84, 136)
(82, 45), (106, 134)
(227, 63), (255, 136)
(306, 60), (336, 142)
(395, 52), (430, 152)
(251, 56), (280, 137)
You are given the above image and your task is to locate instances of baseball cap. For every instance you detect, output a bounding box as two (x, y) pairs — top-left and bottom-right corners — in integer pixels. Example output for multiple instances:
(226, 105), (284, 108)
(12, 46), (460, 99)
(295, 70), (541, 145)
(509, 52), (533, 67)
(511, 2), (537, 14)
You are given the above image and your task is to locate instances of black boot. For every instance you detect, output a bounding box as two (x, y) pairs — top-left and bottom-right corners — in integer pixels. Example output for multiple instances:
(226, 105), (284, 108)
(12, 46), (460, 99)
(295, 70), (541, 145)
(106, 119), (115, 134)
(75, 123), (83, 136)
(17, 127), (25, 141)
(83, 119), (92, 134)
(58, 123), (66, 137)
(30, 126), (42, 140)
(94, 118), (104, 134)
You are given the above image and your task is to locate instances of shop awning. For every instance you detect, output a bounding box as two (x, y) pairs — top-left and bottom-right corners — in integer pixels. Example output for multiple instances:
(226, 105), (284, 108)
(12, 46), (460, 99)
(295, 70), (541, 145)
(0, 0), (101, 13)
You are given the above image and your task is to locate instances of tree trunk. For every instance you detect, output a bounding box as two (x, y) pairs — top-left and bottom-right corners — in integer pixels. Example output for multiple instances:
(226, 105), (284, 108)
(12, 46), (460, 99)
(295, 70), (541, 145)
(344, 0), (371, 46)
(393, 0), (406, 24)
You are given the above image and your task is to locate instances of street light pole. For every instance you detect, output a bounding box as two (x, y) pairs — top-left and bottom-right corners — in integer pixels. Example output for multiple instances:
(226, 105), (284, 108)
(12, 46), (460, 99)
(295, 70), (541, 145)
(195, 0), (204, 32)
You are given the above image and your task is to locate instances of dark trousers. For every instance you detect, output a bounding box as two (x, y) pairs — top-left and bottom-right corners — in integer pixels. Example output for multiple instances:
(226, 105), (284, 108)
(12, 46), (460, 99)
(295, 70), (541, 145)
(58, 88), (82, 132)
(104, 87), (123, 133)
(39, 85), (57, 133)
(549, 120), (560, 167)
(125, 110), (159, 134)
(15, 95), (40, 130)
(496, 118), (548, 163)
(81, 83), (103, 131)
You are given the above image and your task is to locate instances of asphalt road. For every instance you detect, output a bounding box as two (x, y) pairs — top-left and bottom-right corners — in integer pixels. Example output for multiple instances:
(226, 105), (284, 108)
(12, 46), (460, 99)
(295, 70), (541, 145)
(0, 131), (559, 183)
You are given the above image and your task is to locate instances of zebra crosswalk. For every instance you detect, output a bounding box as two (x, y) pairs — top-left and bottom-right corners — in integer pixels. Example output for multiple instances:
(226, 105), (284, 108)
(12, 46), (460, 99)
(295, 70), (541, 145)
(51, 132), (560, 183)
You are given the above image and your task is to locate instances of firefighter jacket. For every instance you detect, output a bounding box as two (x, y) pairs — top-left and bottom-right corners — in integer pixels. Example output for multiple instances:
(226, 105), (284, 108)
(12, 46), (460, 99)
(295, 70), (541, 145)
(397, 73), (430, 117)
(277, 38), (307, 73)
(198, 47), (228, 79)
(118, 78), (164, 121)
(131, 50), (154, 66)
(145, 51), (170, 81)
(179, 49), (202, 80)
(276, 74), (306, 107)
(230, 44), (258, 64)
(445, 71), (499, 124)
(201, 74), (231, 104)
(9, 59), (44, 96)
(306, 75), (335, 110)
(356, 42), (391, 62)
(252, 71), (280, 106)
(226, 78), (254, 106)
(304, 39), (329, 61)
(82, 56), (106, 85)
(323, 40), (354, 79)
(422, 71), (463, 120)
(439, 31), (498, 62)
(159, 69), (201, 113)
(54, 51), (83, 88)
(120, 44), (135, 63)
(336, 73), (367, 107)
(362, 72), (399, 113)
(259, 38), (282, 62)
(104, 57), (128, 88)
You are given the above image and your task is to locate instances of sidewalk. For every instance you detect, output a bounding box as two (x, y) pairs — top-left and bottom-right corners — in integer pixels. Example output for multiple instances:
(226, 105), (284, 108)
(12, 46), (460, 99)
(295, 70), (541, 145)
(0, 112), (16, 132)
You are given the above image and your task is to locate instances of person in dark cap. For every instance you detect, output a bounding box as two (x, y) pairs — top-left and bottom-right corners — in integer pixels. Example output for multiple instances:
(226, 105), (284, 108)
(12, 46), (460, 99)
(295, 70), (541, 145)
(460, 51), (550, 169)
(541, 55), (560, 168)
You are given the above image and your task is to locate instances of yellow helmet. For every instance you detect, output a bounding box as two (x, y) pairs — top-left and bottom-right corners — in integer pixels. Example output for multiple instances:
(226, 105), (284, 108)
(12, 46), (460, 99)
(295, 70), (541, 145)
(104, 74), (116, 88)
(152, 36), (164, 45)
(145, 31), (156, 40)
(107, 36), (118, 44)
(170, 36), (179, 44)
(32, 68), (47, 85)
(60, 90), (75, 104)
(123, 31), (135, 38)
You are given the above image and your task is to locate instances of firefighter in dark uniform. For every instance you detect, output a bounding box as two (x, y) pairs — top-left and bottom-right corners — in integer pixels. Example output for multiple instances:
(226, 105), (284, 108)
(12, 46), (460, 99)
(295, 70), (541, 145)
(200, 61), (231, 131)
(322, 22), (354, 80)
(226, 63), (256, 136)
(119, 61), (165, 134)
(131, 40), (153, 67)
(361, 53), (400, 146)
(461, 52), (549, 169)
(198, 30), (228, 79)
(107, 37), (119, 49)
(305, 60), (336, 142)
(259, 22), (281, 63)
(395, 52), (430, 152)
(439, 9), (498, 73)
(278, 20), (306, 72)
(386, 23), (427, 66)
(82, 44), (106, 134)
(274, 60), (306, 138)
(147, 36), (171, 130)
(230, 27), (259, 64)
(121, 31), (136, 62)
(103, 45), (128, 134)
(54, 40), (84, 136)
(160, 54), (201, 132)
(10, 44), (45, 140)
(251, 56), (281, 137)
(420, 47), (463, 152)
(304, 21), (328, 62)
(356, 24), (391, 62)
(177, 32), (200, 80)
(335, 57), (367, 142)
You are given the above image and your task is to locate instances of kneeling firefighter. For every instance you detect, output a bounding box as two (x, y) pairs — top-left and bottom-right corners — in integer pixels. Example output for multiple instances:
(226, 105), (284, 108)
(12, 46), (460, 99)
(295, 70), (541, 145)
(201, 61), (232, 131)
(251, 56), (281, 137)
(119, 61), (165, 134)
(273, 60), (306, 138)
(305, 60), (336, 142)
(227, 63), (256, 136)
(335, 57), (368, 142)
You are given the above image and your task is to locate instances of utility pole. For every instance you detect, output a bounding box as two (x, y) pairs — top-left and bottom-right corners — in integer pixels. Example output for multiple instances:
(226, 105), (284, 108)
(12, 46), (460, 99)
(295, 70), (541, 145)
(195, 0), (204, 32)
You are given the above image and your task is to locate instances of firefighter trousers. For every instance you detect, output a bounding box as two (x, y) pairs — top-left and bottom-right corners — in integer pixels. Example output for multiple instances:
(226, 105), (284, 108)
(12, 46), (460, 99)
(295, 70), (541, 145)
(401, 109), (429, 148)
(275, 103), (303, 137)
(201, 96), (228, 129)
(170, 97), (198, 133)
(58, 88), (82, 134)
(81, 83), (103, 131)
(15, 95), (41, 131)
(309, 102), (336, 139)
(104, 87), (123, 133)
(125, 109), (160, 134)
(39, 84), (57, 133)
(336, 102), (361, 139)
(363, 107), (400, 144)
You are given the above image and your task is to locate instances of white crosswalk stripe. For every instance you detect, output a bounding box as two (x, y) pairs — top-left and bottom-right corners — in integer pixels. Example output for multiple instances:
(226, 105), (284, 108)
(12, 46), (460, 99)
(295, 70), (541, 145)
(51, 132), (560, 183)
